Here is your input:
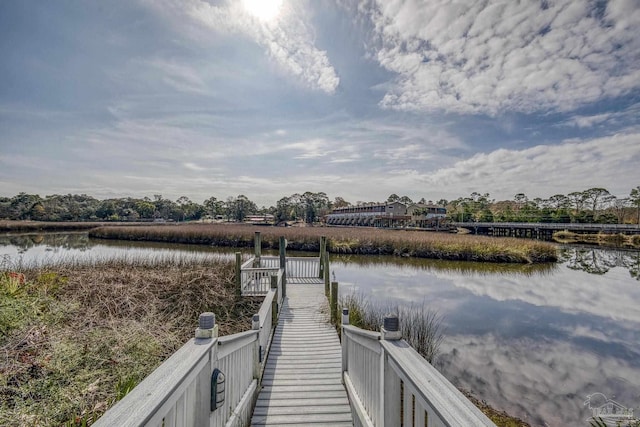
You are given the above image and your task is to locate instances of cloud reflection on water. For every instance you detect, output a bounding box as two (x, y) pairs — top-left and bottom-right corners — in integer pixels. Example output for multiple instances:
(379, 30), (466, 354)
(333, 248), (640, 427)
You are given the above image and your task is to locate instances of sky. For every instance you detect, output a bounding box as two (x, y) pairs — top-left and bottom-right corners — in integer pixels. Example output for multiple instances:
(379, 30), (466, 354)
(1, 0), (639, 207)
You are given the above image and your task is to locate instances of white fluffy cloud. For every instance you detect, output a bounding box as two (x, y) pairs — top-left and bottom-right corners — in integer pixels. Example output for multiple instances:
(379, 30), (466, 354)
(355, 0), (640, 114)
(424, 130), (640, 198)
(184, 0), (339, 93)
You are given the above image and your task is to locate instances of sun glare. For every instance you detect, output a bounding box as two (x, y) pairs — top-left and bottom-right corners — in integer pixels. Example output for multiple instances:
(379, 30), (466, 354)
(242, 0), (283, 21)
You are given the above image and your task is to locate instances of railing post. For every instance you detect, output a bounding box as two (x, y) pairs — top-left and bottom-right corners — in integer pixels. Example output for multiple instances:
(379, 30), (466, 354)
(341, 308), (349, 375)
(330, 281), (338, 324)
(381, 313), (402, 426)
(254, 231), (261, 266)
(197, 313), (217, 427)
(195, 312), (218, 339)
(252, 314), (262, 379)
(381, 314), (401, 341)
(279, 236), (287, 297)
(324, 251), (330, 297)
(235, 252), (242, 297)
(319, 236), (327, 278)
(271, 275), (278, 325)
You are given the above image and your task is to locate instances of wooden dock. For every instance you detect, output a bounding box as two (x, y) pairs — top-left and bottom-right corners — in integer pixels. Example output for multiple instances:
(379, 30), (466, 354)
(95, 234), (497, 427)
(251, 279), (353, 426)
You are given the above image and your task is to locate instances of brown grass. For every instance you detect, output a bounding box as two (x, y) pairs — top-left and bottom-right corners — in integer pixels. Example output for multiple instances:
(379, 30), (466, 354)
(89, 224), (558, 263)
(0, 220), (155, 233)
(460, 389), (531, 427)
(0, 257), (260, 426)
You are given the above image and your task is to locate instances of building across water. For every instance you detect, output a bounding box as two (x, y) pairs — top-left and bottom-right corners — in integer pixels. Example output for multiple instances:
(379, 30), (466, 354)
(325, 202), (447, 229)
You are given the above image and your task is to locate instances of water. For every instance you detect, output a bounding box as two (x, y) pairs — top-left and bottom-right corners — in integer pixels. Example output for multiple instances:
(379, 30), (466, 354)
(2, 233), (639, 426)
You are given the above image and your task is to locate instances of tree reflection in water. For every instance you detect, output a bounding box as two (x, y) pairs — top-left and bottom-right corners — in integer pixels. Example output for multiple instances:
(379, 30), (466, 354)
(560, 246), (640, 280)
(0, 232), (91, 254)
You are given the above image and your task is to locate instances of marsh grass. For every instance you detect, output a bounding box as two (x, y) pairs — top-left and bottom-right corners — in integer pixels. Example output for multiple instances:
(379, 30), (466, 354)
(0, 255), (261, 426)
(90, 224), (558, 263)
(0, 221), (150, 233)
(339, 293), (444, 364)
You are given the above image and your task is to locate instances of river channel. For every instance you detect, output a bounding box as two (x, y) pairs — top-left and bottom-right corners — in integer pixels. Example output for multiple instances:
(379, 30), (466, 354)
(1, 232), (639, 426)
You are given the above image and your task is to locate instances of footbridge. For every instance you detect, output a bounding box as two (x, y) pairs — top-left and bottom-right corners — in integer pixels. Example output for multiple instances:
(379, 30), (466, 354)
(95, 234), (496, 427)
(453, 221), (640, 239)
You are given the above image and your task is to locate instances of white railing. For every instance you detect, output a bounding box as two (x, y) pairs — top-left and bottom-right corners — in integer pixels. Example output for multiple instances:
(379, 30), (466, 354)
(240, 257), (279, 295)
(286, 256), (320, 278)
(213, 330), (260, 427)
(241, 256), (319, 294)
(342, 326), (382, 426)
(93, 331), (258, 427)
(96, 270), (285, 427)
(342, 324), (496, 427)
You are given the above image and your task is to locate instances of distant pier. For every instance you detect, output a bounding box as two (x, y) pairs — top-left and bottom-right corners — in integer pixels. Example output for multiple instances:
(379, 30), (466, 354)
(452, 222), (640, 239)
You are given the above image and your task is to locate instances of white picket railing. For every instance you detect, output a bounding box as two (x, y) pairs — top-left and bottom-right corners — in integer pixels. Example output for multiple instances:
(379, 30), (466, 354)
(240, 256), (320, 295)
(286, 256), (320, 278)
(342, 323), (497, 427)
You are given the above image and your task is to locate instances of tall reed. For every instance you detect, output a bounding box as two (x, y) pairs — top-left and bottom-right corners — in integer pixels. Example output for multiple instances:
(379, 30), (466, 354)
(340, 292), (444, 364)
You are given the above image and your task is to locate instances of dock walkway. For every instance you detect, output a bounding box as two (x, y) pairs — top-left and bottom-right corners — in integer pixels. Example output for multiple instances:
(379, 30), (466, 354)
(250, 279), (353, 426)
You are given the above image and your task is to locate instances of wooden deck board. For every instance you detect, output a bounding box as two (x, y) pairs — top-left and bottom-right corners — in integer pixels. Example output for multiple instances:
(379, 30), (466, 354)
(250, 281), (353, 426)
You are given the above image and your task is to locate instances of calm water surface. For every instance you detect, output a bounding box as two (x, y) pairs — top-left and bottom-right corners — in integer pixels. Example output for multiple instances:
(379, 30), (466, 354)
(2, 232), (639, 427)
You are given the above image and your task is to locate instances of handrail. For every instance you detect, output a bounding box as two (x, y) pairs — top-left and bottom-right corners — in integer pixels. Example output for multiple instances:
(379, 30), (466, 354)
(381, 340), (495, 426)
(342, 323), (496, 427)
(93, 337), (216, 427)
(453, 221), (640, 230)
(96, 250), (325, 427)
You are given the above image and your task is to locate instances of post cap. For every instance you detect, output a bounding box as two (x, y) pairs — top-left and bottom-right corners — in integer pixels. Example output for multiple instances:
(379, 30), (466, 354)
(199, 312), (215, 330)
(383, 314), (399, 332)
(342, 308), (349, 315)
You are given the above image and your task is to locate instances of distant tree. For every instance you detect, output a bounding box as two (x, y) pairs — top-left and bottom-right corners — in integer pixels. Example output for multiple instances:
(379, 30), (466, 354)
(387, 194), (400, 203)
(478, 208), (494, 222)
(333, 197), (350, 209)
(203, 197), (223, 218)
(568, 191), (586, 215)
(230, 195), (256, 222)
(275, 197), (293, 222)
(9, 193), (41, 220)
(418, 197), (426, 204)
(583, 187), (611, 221)
(398, 195), (413, 205)
(513, 193), (527, 212)
(134, 201), (155, 219)
(548, 194), (570, 210)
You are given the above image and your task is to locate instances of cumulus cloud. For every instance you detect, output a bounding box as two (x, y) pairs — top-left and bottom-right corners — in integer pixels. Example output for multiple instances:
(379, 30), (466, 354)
(424, 130), (640, 198)
(182, 0), (339, 93)
(352, 0), (640, 114)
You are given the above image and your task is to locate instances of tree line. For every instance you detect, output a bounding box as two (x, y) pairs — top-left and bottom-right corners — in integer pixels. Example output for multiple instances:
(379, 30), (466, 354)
(1, 186), (639, 224)
(0, 192), (331, 223)
(446, 187), (640, 224)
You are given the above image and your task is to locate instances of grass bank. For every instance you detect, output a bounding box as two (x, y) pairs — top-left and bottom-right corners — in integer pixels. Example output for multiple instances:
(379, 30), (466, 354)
(0, 255), (260, 426)
(90, 224), (558, 263)
(0, 220), (155, 233)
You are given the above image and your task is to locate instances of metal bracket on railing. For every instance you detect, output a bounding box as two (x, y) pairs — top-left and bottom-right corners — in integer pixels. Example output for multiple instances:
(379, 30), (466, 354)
(210, 368), (225, 411)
